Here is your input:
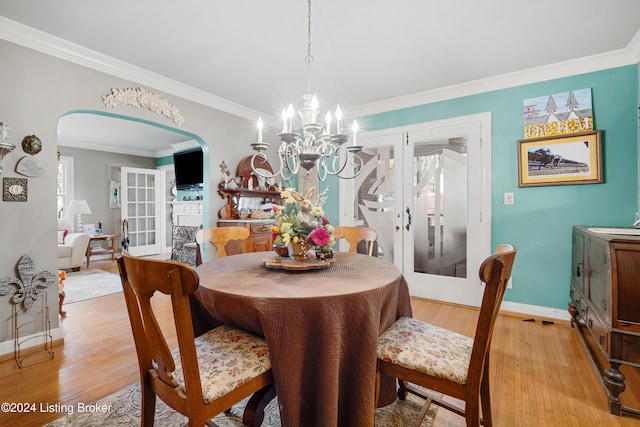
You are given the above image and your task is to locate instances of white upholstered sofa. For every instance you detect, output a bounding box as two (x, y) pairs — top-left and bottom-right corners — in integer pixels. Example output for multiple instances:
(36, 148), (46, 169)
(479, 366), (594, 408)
(57, 219), (90, 271)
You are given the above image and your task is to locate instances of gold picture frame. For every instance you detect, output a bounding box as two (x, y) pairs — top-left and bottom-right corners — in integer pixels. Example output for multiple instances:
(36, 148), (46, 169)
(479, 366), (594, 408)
(517, 130), (602, 187)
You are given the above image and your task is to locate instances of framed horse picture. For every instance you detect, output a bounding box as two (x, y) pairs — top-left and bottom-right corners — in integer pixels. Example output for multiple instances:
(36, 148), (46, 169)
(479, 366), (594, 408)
(517, 130), (602, 187)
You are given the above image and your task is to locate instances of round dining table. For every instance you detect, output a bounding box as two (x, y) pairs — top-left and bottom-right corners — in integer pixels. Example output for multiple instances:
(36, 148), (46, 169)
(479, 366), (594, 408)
(190, 251), (412, 427)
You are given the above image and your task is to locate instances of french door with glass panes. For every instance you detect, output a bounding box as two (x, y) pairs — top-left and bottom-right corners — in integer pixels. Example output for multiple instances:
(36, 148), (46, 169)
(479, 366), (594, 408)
(121, 167), (164, 257)
(340, 113), (492, 306)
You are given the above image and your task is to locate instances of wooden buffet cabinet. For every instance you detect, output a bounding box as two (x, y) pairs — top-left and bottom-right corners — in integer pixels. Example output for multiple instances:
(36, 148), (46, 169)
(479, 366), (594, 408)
(217, 156), (281, 255)
(568, 226), (640, 415)
(217, 219), (274, 255)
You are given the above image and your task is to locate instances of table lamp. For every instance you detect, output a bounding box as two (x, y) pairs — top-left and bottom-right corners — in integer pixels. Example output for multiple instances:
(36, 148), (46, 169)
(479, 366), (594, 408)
(67, 199), (92, 233)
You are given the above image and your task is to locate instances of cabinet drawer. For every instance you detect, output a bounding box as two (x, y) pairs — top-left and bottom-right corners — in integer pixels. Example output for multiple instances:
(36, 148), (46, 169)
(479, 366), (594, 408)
(610, 332), (640, 365)
(250, 223), (272, 235)
(248, 234), (272, 252)
(586, 308), (609, 354)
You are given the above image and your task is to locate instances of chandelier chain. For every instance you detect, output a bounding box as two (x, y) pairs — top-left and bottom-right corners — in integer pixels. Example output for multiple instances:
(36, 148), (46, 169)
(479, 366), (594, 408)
(305, 0), (313, 64)
(248, 0), (364, 182)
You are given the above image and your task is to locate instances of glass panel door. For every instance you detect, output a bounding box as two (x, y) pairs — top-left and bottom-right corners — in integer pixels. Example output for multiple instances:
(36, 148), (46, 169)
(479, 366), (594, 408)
(121, 167), (163, 256)
(403, 119), (489, 306)
(340, 133), (403, 267)
(346, 113), (492, 307)
(412, 140), (467, 278)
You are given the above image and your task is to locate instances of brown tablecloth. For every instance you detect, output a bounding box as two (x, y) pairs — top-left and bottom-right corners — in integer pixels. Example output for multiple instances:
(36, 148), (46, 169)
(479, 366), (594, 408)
(190, 251), (412, 427)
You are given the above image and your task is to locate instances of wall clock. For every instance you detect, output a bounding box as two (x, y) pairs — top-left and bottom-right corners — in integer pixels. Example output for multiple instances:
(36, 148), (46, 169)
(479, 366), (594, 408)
(3, 177), (27, 202)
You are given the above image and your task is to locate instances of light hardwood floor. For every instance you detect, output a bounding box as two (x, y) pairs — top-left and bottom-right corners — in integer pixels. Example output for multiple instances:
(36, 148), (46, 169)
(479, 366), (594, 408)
(1, 258), (639, 426)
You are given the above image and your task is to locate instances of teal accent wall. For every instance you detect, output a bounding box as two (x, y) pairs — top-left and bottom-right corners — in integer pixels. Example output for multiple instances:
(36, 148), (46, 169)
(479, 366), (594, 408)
(321, 175), (339, 226)
(361, 65), (638, 310)
(157, 155), (173, 167)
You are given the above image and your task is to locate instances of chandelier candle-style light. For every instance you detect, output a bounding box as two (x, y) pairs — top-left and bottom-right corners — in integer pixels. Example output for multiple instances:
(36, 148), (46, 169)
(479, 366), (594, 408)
(250, 0), (364, 182)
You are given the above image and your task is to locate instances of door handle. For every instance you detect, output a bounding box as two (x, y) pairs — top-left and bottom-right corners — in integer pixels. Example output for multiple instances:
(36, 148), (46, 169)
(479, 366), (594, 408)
(406, 207), (412, 231)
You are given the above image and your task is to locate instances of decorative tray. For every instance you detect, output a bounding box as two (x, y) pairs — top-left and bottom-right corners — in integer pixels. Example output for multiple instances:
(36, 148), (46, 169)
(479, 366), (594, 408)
(263, 256), (334, 271)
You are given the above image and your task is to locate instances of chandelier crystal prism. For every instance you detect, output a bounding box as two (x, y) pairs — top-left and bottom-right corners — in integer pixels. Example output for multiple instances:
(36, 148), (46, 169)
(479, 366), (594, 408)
(250, 0), (363, 182)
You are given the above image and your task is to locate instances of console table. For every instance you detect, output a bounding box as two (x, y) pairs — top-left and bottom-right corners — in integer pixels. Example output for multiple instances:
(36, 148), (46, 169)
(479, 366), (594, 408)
(85, 234), (116, 267)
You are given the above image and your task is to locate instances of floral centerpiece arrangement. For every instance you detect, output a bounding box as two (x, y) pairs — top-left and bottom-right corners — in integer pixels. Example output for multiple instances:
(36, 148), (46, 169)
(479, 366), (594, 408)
(270, 186), (335, 261)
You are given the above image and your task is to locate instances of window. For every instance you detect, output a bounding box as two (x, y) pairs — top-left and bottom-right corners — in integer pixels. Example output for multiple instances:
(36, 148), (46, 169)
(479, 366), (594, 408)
(57, 156), (74, 219)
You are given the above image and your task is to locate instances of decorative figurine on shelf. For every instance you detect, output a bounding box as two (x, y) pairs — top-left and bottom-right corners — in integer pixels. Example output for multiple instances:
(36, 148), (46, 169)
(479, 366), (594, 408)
(220, 161), (231, 187)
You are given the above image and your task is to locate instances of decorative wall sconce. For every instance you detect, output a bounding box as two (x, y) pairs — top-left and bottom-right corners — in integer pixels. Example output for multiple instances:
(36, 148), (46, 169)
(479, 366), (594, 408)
(0, 122), (16, 175)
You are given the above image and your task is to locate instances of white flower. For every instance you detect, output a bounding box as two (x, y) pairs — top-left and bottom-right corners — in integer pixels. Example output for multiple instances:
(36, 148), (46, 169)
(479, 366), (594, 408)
(282, 233), (291, 246)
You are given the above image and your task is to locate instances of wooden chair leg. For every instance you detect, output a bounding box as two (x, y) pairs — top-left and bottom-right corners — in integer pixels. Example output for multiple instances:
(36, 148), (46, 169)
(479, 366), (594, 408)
(140, 382), (156, 427)
(464, 397), (481, 427)
(480, 362), (492, 426)
(398, 379), (408, 400)
(242, 384), (276, 427)
(374, 371), (381, 408)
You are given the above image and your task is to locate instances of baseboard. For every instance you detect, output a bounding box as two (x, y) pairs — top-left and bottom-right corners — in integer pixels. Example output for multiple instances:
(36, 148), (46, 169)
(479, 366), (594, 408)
(500, 300), (572, 323)
(0, 327), (64, 360)
(412, 296), (572, 324)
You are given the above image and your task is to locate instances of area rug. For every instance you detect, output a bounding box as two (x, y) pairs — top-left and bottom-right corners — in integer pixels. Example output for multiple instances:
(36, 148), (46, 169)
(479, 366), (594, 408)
(44, 381), (438, 426)
(63, 269), (123, 304)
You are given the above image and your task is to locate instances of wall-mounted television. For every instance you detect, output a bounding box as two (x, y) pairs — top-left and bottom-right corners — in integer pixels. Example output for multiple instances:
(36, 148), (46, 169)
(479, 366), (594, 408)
(173, 148), (203, 190)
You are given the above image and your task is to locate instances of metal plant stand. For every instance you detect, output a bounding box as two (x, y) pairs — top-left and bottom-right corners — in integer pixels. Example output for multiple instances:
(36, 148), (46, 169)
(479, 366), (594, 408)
(14, 293), (54, 368)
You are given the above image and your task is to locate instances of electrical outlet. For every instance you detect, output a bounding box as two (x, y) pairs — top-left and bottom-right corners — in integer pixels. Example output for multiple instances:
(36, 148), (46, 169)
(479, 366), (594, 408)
(507, 277), (513, 289)
(504, 192), (514, 205)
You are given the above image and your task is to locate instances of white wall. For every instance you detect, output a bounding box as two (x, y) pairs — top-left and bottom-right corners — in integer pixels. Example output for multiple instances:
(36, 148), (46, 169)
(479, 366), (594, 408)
(0, 38), (254, 350)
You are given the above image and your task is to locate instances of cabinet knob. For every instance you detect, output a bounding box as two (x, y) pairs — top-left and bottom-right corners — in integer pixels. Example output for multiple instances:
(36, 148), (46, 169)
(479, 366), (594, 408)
(599, 334), (605, 345)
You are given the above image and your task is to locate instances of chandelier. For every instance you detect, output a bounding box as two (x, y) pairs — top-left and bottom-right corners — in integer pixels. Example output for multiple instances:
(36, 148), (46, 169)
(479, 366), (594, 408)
(250, 0), (363, 182)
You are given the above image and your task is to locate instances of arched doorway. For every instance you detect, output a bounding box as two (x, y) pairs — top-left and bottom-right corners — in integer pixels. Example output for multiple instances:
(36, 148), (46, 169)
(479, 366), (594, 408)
(57, 110), (210, 259)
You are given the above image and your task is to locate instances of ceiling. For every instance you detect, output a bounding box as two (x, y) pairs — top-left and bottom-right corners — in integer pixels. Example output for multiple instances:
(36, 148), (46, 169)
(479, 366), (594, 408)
(1, 1), (640, 155)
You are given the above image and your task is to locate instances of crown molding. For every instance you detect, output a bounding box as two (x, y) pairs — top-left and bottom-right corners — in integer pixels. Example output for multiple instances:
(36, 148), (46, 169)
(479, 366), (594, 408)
(628, 28), (640, 63)
(0, 16), (260, 121)
(349, 29), (640, 118)
(1, 16), (638, 122)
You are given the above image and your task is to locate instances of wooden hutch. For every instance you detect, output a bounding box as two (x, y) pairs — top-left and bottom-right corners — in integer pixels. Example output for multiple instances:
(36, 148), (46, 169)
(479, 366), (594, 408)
(218, 156), (281, 254)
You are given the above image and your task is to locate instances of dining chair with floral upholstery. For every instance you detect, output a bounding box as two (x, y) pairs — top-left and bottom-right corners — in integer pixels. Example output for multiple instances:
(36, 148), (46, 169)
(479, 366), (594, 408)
(117, 253), (275, 426)
(376, 244), (517, 427)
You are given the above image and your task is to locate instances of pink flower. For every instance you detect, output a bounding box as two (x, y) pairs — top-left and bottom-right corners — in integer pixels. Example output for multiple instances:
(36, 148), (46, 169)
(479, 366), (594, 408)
(309, 227), (330, 246)
(321, 216), (329, 225)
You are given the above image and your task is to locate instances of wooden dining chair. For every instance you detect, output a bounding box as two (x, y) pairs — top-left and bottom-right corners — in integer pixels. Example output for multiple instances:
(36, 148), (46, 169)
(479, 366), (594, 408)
(117, 253), (275, 427)
(376, 244), (517, 427)
(195, 226), (250, 265)
(333, 226), (378, 256)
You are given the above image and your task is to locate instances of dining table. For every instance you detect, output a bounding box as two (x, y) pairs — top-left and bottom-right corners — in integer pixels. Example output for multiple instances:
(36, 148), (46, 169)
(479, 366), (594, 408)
(190, 251), (412, 427)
